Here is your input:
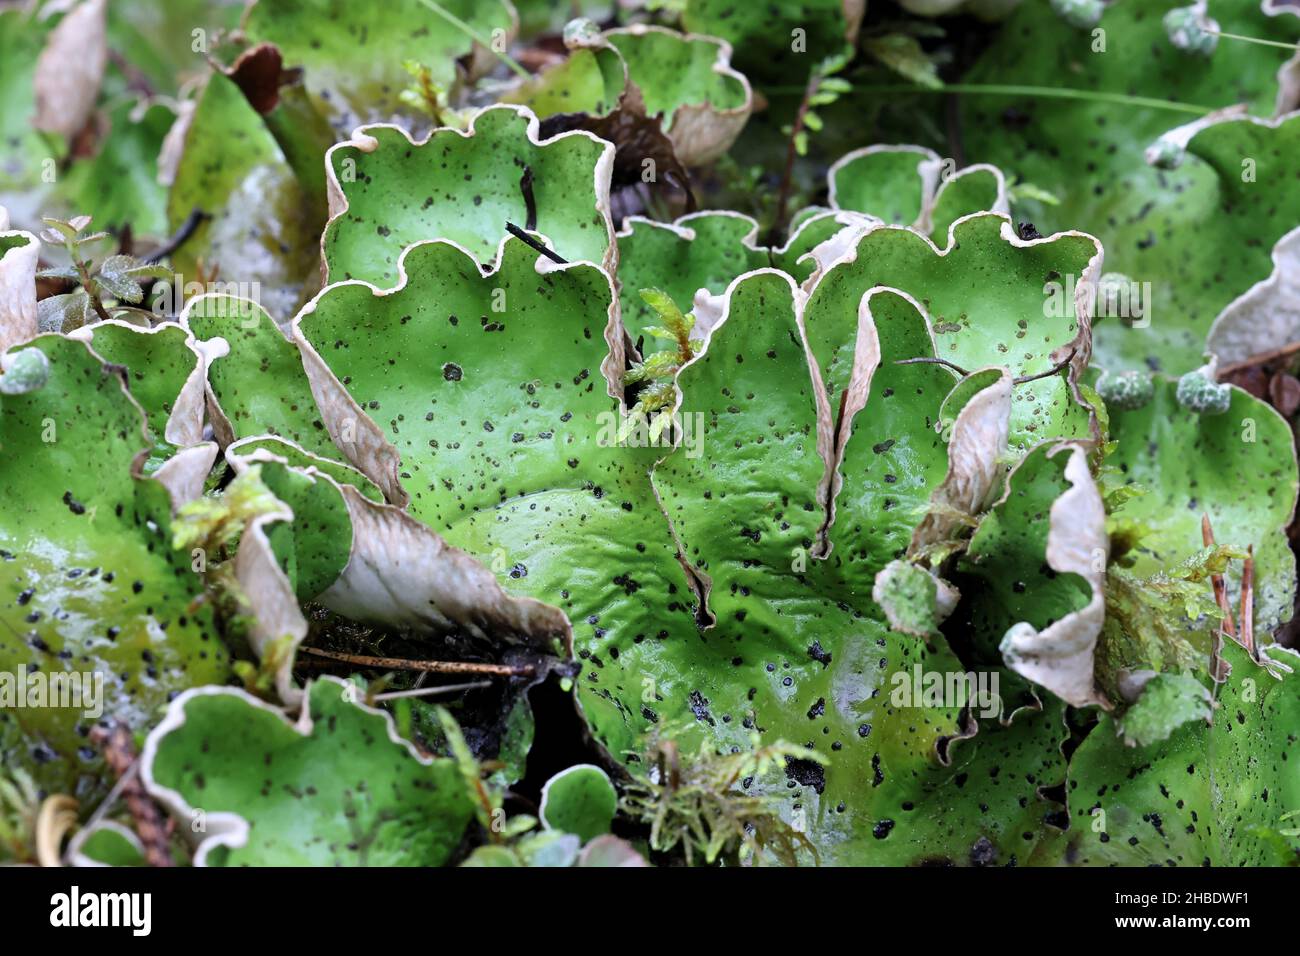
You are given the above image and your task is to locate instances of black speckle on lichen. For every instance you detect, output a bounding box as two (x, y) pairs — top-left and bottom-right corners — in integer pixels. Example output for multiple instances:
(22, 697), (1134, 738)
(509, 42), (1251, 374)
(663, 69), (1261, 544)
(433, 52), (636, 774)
(688, 689), (714, 726)
(969, 836), (997, 866)
(784, 757), (825, 795)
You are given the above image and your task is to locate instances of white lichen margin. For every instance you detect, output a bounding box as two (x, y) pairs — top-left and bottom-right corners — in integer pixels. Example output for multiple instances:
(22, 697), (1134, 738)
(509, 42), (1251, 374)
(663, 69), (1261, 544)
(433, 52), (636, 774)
(911, 367), (1014, 554)
(68, 319), (210, 448)
(1152, 109), (1300, 365)
(292, 234), (626, 506)
(614, 209), (881, 338)
(320, 104), (619, 281)
(1207, 225), (1300, 363)
(69, 328), (219, 513)
(0, 229), (40, 354)
(226, 438), (572, 652)
(603, 24), (754, 167)
(827, 144), (1009, 239)
(66, 820), (146, 868)
(654, 267), (826, 620)
(175, 291), (278, 451)
(998, 443), (1110, 709)
(138, 675), (444, 866)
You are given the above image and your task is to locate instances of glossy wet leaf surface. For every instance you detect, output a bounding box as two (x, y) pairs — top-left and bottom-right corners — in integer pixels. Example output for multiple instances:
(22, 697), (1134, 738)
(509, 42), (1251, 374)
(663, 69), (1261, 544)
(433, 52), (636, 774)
(803, 213), (1098, 453)
(0, 336), (230, 799)
(3, 0), (1298, 872)
(323, 106), (615, 286)
(1064, 643), (1299, 866)
(293, 229), (1075, 863)
(244, 0), (514, 136)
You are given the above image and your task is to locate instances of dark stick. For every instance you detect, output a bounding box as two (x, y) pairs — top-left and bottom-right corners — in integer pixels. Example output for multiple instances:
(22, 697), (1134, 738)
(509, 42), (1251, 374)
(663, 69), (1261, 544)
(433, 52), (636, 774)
(894, 353), (1074, 386)
(945, 92), (966, 169)
(142, 208), (209, 264)
(520, 166), (537, 231)
(505, 222), (567, 264)
(301, 645), (535, 677)
(894, 356), (971, 376)
(1218, 339), (1300, 376)
(1013, 353), (1075, 385)
(771, 72), (819, 242)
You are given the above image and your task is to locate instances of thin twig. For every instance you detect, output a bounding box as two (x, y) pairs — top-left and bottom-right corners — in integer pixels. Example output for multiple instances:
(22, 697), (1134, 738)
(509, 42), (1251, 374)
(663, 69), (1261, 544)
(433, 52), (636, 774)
(414, 0), (530, 79)
(79, 760), (139, 839)
(1013, 353), (1075, 385)
(1199, 27), (1299, 52)
(894, 356), (971, 376)
(764, 83), (1213, 116)
(771, 71), (819, 241)
(1014, 352), (1078, 385)
(370, 680), (493, 702)
(142, 208), (208, 264)
(1201, 515), (1238, 640)
(505, 222), (567, 263)
(301, 646), (535, 677)
(1201, 515), (1231, 713)
(108, 51), (155, 97)
(945, 91), (966, 169)
(1218, 340), (1300, 377)
(892, 353), (1071, 385)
